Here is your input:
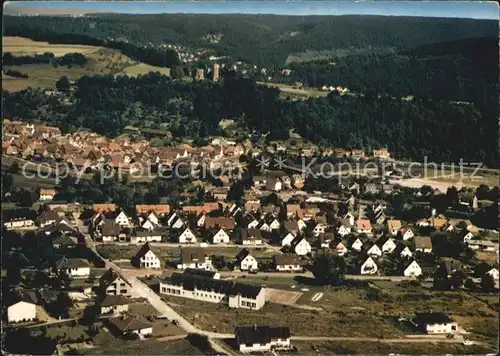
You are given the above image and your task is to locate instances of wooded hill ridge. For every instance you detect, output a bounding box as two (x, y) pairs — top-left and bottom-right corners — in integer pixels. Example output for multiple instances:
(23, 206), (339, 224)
(3, 14), (498, 67)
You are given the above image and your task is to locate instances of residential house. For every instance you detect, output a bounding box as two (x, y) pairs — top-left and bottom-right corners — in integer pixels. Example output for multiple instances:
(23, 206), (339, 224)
(132, 242), (161, 269)
(259, 222), (271, 232)
(330, 240), (348, 256)
(7, 290), (39, 323)
(100, 220), (121, 242)
(56, 258), (91, 278)
(467, 240), (499, 252)
(318, 232), (334, 249)
(236, 249), (259, 271)
(178, 228), (197, 244)
(177, 247), (212, 270)
(439, 258), (463, 278)
(412, 313), (458, 334)
(100, 295), (129, 315)
(403, 260), (422, 277)
(486, 268), (499, 281)
(414, 236), (433, 253)
(184, 268), (221, 280)
(99, 269), (134, 297)
(313, 223), (328, 237)
(114, 210), (131, 227)
(337, 219), (352, 237)
(356, 219), (373, 234)
(160, 271), (266, 310)
(290, 236), (312, 256)
(281, 232), (296, 247)
(37, 210), (60, 228)
(135, 204), (170, 216)
(361, 257), (378, 275)
(212, 228), (231, 244)
(273, 255), (303, 272)
(39, 188), (56, 201)
(235, 325), (291, 353)
(393, 243), (413, 259)
(130, 230), (162, 244)
(92, 204), (116, 213)
(376, 236), (397, 254)
(205, 216), (236, 231)
(350, 236), (364, 252)
(283, 221), (300, 236)
(399, 228), (415, 241)
(197, 213), (207, 228)
(3, 209), (36, 230)
(387, 220), (402, 236)
(108, 314), (153, 337)
(241, 229), (263, 245)
(286, 204), (303, 219)
(245, 200), (261, 213)
(366, 242), (383, 257)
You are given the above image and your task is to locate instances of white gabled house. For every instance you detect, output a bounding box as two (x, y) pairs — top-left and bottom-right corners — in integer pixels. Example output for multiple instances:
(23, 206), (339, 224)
(400, 228), (415, 241)
(167, 212), (179, 227)
(132, 243), (161, 269)
(313, 223), (328, 236)
(281, 232), (295, 247)
(236, 249), (258, 271)
(330, 241), (348, 256)
(178, 228), (197, 244)
(344, 212), (355, 226)
(486, 268), (499, 280)
(8, 300), (37, 323)
(361, 257), (378, 275)
(213, 228), (230, 244)
(141, 219), (156, 231)
(291, 237), (312, 256)
(337, 223), (352, 237)
(297, 219), (307, 231)
(259, 222), (272, 232)
(377, 237), (397, 254)
(403, 260), (422, 277)
(247, 219), (259, 229)
(197, 213), (206, 228)
(366, 243), (382, 257)
(270, 219), (281, 230)
(171, 217), (185, 229)
(114, 211), (131, 227)
(351, 238), (363, 252)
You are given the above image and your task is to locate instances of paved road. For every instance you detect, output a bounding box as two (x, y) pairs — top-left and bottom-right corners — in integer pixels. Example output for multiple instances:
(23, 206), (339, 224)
(93, 241), (283, 251)
(291, 335), (467, 344)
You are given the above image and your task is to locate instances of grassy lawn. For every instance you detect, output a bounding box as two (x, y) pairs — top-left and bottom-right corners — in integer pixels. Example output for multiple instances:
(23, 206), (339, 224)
(293, 340), (496, 355)
(3, 37), (170, 91)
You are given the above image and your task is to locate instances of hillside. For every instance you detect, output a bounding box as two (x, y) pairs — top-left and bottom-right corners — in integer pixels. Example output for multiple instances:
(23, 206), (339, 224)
(2, 37), (170, 92)
(3, 14), (498, 67)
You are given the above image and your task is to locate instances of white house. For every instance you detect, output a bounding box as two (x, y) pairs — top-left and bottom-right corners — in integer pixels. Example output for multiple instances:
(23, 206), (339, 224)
(100, 295), (130, 315)
(212, 228), (230, 244)
(291, 237), (312, 256)
(361, 257), (378, 275)
(177, 247), (213, 270)
(235, 325), (291, 353)
(377, 237), (397, 254)
(160, 271), (266, 310)
(387, 220), (402, 236)
(114, 211), (131, 227)
(56, 258), (91, 278)
(133, 243), (161, 269)
(8, 300), (37, 323)
(344, 212), (355, 226)
(237, 249), (258, 271)
(4, 216), (35, 230)
(259, 222), (272, 232)
(337, 223), (352, 237)
(366, 243), (382, 257)
(269, 219), (280, 230)
(330, 241), (348, 256)
(400, 228), (415, 241)
(414, 236), (433, 253)
(197, 214), (206, 228)
(462, 231), (474, 243)
(313, 223), (328, 236)
(398, 245), (413, 258)
(171, 217), (185, 229)
(167, 212), (179, 227)
(247, 219), (259, 229)
(297, 219), (307, 231)
(141, 219), (156, 231)
(486, 268), (499, 281)
(281, 232), (295, 247)
(403, 260), (422, 277)
(130, 230), (162, 244)
(178, 228), (197, 244)
(351, 238), (363, 252)
(273, 255), (303, 272)
(413, 313), (458, 334)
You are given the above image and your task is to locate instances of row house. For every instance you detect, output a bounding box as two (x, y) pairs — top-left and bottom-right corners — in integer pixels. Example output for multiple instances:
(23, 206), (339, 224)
(160, 271), (266, 310)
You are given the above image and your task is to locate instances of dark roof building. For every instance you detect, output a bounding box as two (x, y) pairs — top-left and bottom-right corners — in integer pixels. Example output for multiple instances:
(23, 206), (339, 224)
(184, 268), (218, 279)
(235, 325), (290, 346)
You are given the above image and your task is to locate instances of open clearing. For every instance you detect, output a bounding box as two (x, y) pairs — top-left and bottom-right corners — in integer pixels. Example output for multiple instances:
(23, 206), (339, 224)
(3, 36), (171, 92)
(257, 81), (328, 98)
(3, 36), (102, 56)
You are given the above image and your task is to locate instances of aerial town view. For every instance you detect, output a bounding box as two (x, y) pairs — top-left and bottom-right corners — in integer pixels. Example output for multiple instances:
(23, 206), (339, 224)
(1, 1), (498, 355)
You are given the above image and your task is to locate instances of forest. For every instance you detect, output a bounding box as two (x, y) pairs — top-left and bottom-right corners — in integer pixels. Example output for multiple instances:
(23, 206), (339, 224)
(3, 73), (497, 166)
(3, 14), (497, 67)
